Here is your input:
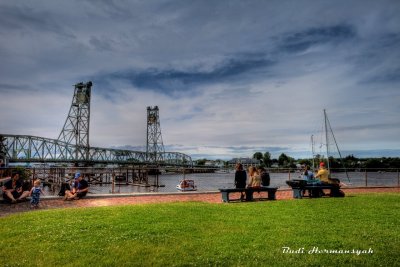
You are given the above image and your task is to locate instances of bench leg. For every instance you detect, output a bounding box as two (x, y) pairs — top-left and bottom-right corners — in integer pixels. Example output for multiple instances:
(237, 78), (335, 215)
(245, 191), (254, 201)
(292, 188), (303, 199)
(221, 191), (230, 202)
(268, 190), (277, 200)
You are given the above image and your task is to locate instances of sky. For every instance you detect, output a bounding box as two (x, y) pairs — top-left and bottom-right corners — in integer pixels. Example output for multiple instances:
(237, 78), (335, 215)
(0, 0), (399, 160)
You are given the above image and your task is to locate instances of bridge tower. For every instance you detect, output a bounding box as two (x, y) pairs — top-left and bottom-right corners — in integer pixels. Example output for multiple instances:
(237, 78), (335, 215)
(58, 81), (92, 160)
(146, 106), (165, 163)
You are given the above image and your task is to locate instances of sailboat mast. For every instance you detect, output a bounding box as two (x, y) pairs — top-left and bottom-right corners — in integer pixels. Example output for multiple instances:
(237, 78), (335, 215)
(324, 109), (330, 170)
(311, 134), (315, 170)
(325, 112), (351, 183)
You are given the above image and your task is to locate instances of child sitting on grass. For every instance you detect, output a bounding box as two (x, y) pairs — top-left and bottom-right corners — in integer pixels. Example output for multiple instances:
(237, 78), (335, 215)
(30, 179), (45, 209)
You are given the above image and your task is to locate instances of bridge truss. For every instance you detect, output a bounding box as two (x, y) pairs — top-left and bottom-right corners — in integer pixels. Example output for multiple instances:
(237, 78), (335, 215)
(0, 134), (192, 166)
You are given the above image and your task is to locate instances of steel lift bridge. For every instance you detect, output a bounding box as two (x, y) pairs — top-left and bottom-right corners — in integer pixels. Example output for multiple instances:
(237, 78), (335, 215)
(0, 82), (192, 166)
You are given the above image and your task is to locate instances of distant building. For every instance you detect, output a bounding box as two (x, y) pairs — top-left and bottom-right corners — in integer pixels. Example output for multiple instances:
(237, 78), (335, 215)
(205, 160), (224, 167)
(228, 157), (260, 169)
(271, 163), (279, 168)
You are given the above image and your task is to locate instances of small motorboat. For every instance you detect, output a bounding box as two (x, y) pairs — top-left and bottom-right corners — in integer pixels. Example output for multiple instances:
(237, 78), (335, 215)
(176, 179), (197, 191)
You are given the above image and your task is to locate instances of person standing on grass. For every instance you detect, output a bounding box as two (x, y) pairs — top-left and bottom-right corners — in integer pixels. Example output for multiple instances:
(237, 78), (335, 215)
(64, 173), (89, 200)
(30, 179), (45, 208)
(234, 163), (247, 200)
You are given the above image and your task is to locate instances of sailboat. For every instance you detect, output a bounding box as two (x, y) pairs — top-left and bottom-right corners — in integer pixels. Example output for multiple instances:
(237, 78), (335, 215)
(286, 110), (349, 197)
(313, 109), (351, 184)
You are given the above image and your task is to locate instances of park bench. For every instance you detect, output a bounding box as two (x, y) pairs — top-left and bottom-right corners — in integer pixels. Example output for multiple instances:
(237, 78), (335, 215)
(218, 186), (278, 203)
(286, 179), (344, 199)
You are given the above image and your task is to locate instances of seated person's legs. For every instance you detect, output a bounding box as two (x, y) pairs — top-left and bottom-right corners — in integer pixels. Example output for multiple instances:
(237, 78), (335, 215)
(17, 190), (30, 201)
(64, 189), (76, 200)
(3, 191), (18, 203)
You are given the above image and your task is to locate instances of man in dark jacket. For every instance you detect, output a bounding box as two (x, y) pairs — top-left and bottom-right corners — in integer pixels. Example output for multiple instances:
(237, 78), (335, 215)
(234, 163), (247, 200)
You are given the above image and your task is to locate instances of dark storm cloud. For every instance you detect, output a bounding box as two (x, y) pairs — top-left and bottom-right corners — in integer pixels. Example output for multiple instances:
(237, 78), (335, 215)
(92, 24), (357, 96)
(349, 32), (400, 85)
(95, 56), (274, 95)
(0, 3), (74, 38)
(280, 24), (356, 53)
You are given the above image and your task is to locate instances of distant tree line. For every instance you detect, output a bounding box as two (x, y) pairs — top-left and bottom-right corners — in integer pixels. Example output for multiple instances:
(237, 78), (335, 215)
(252, 152), (400, 169)
(193, 152), (400, 169)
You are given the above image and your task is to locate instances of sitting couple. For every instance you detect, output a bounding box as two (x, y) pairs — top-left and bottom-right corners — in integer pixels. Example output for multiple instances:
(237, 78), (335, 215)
(2, 172), (30, 203)
(247, 166), (269, 188)
(235, 164), (270, 188)
(304, 162), (342, 186)
(235, 164), (270, 200)
(64, 172), (89, 200)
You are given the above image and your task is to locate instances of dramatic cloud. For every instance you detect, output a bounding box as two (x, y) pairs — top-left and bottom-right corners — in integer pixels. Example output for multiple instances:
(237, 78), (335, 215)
(1, 0), (399, 159)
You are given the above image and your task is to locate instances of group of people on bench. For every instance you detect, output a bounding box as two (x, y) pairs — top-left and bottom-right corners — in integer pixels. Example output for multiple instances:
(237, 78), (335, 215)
(302, 162), (341, 186)
(301, 162), (343, 197)
(234, 163), (270, 200)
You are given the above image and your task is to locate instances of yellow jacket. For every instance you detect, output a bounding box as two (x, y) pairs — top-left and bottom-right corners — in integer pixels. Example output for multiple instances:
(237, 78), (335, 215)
(316, 168), (330, 183)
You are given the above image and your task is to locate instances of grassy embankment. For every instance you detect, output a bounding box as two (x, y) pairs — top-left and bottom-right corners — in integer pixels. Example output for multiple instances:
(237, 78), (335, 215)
(0, 193), (399, 266)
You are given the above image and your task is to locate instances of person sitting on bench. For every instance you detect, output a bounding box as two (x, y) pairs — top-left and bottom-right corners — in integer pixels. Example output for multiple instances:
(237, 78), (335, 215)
(315, 162), (341, 195)
(315, 162), (340, 185)
(301, 165), (315, 196)
(302, 165), (314, 181)
(247, 166), (261, 189)
(315, 162), (329, 183)
(258, 166), (270, 186)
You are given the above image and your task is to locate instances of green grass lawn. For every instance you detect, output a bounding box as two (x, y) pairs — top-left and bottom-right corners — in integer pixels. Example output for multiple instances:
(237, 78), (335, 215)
(1, 193), (399, 267)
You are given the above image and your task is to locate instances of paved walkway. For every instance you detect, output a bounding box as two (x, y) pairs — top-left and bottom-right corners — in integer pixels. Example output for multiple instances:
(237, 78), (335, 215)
(1, 187), (399, 217)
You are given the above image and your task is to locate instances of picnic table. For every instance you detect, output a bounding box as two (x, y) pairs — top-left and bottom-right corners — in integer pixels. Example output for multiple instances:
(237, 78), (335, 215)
(286, 179), (345, 198)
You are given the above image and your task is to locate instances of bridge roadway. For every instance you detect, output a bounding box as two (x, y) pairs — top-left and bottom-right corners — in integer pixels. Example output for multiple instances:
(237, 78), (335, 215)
(0, 134), (192, 166)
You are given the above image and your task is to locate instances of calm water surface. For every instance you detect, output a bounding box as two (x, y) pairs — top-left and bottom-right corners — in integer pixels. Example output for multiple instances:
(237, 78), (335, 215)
(44, 171), (399, 196)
